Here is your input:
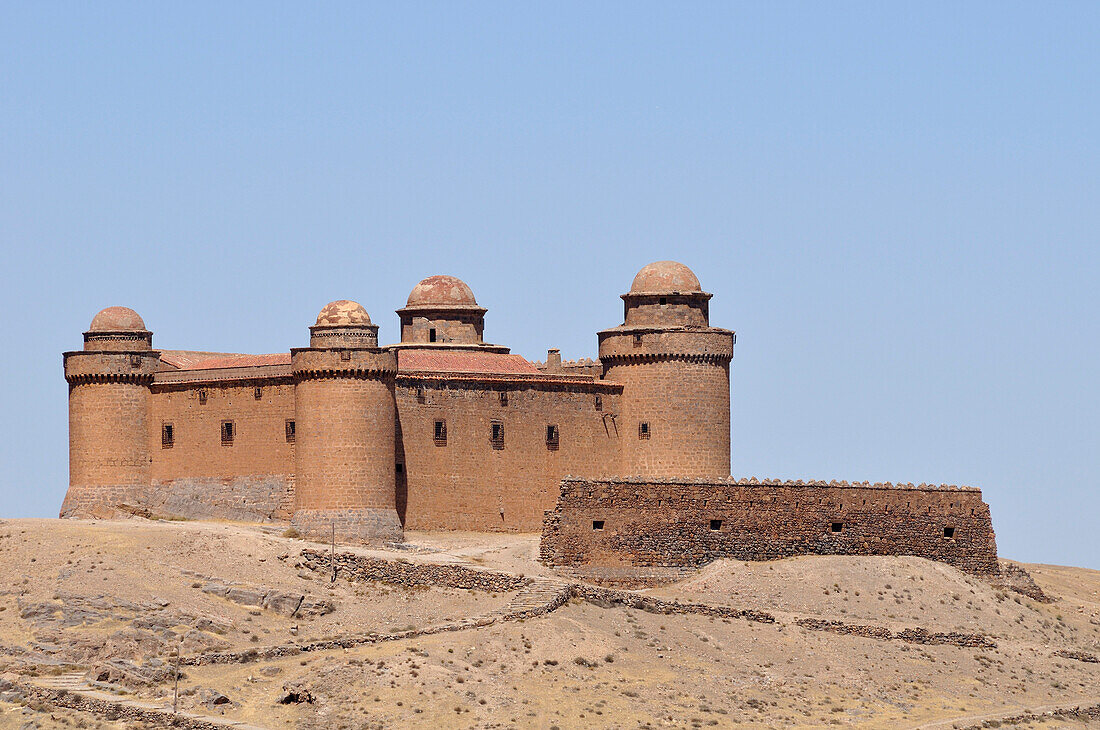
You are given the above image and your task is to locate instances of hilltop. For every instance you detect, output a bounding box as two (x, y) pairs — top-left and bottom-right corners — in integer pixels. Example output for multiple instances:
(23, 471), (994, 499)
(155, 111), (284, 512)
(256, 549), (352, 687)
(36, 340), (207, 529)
(0, 518), (1097, 729)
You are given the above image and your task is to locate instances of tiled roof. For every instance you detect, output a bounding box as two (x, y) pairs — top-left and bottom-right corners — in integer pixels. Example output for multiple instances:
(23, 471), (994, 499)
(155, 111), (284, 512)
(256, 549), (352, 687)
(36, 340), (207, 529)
(397, 350), (540, 375)
(159, 351), (291, 371)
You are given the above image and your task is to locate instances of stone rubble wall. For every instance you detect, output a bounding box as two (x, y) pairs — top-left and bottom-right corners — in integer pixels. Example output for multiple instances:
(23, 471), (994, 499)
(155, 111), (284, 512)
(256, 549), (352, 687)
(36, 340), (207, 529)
(541, 477), (1000, 576)
(297, 548), (529, 592)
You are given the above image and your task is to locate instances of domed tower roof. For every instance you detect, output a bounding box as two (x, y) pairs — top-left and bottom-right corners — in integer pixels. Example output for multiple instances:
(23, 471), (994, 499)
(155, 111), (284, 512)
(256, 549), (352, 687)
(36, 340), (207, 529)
(315, 299), (373, 326)
(405, 275), (480, 309)
(629, 261), (704, 295)
(89, 306), (147, 332)
(309, 300), (379, 348)
(619, 261), (712, 328)
(83, 306), (152, 351)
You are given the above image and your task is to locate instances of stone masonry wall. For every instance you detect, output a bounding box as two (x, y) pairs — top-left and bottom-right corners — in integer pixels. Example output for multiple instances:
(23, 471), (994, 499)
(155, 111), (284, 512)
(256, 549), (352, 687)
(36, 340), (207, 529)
(541, 477), (1000, 575)
(396, 376), (623, 532)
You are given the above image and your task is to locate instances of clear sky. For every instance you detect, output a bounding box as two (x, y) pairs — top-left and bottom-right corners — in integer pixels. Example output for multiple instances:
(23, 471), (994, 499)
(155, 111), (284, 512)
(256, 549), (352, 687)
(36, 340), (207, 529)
(1, 3), (1097, 569)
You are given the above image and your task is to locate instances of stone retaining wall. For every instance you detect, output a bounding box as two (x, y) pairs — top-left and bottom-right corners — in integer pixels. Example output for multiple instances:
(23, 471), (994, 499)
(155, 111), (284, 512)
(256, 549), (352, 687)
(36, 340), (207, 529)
(298, 549), (530, 592)
(542, 477), (1000, 577)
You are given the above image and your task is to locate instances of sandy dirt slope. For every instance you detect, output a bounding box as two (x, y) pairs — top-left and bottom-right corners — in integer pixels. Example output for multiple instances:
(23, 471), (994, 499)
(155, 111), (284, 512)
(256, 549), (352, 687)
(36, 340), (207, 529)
(0, 518), (1097, 729)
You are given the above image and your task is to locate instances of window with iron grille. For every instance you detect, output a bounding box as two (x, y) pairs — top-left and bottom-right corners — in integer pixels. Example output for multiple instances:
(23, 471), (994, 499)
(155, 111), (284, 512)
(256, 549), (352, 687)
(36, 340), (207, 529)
(491, 422), (504, 449)
(546, 424), (559, 450)
(161, 423), (174, 448)
(638, 422), (650, 439)
(221, 421), (235, 445)
(198, 389), (208, 405)
(285, 420), (295, 443)
(434, 420), (447, 445)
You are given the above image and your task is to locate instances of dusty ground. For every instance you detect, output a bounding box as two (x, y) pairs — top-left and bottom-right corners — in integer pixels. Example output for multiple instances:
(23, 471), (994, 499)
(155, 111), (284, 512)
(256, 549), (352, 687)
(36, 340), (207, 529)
(0, 518), (1097, 729)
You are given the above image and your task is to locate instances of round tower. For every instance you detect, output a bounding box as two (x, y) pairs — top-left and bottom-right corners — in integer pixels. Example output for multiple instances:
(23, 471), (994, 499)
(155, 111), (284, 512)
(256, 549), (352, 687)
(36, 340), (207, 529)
(291, 300), (401, 543)
(598, 262), (735, 479)
(61, 307), (160, 518)
(394, 275), (491, 348)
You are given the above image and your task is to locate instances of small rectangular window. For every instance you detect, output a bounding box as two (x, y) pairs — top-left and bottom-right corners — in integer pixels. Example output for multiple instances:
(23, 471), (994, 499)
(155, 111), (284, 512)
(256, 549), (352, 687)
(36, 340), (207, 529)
(491, 422), (504, 449)
(659, 297), (667, 306)
(161, 423), (174, 448)
(340, 349), (352, 361)
(633, 333), (643, 347)
(198, 389), (208, 405)
(396, 462), (404, 474)
(221, 421), (235, 445)
(592, 520), (605, 531)
(130, 354), (142, 368)
(594, 394), (603, 411)
(429, 328), (437, 343)
(943, 526), (955, 539)
(709, 519), (722, 531)
(546, 424), (559, 450)
(285, 419), (295, 443)
(254, 386), (262, 400)
(416, 386), (426, 403)
(830, 522), (843, 533)
(434, 420), (447, 445)
(639, 422), (650, 439)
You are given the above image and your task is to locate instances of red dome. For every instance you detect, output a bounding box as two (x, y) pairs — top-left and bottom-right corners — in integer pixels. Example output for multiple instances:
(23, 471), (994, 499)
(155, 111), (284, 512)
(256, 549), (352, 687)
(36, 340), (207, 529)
(315, 300), (372, 326)
(406, 275), (478, 307)
(89, 306), (146, 332)
(629, 261), (703, 294)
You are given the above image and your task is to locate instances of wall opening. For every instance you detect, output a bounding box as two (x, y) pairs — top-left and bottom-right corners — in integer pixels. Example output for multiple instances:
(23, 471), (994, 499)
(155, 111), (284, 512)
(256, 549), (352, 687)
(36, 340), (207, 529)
(499, 391), (508, 406)
(198, 389), (208, 405)
(254, 386), (262, 400)
(633, 333), (643, 347)
(830, 522), (843, 533)
(709, 519), (722, 531)
(434, 420), (447, 446)
(592, 520), (605, 531)
(594, 394), (603, 411)
(285, 419), (295, 443)
(429, 328), (437, 343)
(943, 526), (956, 539)
(546, 424), (559, 450)
(639, 422), (650, 439)
(396, 462), (403, 474)
(161, 423), (174, 448)
(659, 297), (667, 305)
(491, 422), (505, 449)
(220, 421), (235, 446)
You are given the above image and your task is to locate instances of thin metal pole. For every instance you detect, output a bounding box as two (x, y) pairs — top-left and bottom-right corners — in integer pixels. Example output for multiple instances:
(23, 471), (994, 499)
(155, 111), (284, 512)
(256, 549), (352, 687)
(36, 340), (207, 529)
(330, 521), (336, 582)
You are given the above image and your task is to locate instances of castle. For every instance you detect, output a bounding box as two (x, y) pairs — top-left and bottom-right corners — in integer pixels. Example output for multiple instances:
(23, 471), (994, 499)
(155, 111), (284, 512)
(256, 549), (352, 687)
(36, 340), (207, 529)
(62, 261), (1000, 577)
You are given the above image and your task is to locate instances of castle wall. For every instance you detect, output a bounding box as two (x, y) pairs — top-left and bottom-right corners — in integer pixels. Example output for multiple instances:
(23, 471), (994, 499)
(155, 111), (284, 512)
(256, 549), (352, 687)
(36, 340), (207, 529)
(397, 377), (623, 532)
(145, 375), (296, 521)
(541, 478), (1000, 576)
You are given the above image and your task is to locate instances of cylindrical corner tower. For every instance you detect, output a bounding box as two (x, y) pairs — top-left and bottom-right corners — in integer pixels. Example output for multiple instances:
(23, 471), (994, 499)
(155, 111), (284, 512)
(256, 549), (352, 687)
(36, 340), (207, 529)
(62, 307), (159, 518)
(599, 262), (735, 479)
(291, 300), (402, 544)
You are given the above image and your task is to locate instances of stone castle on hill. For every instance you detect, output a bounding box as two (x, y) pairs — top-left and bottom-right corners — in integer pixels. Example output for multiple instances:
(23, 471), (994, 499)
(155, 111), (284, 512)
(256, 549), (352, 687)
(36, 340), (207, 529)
(62, 260), (1000, 578)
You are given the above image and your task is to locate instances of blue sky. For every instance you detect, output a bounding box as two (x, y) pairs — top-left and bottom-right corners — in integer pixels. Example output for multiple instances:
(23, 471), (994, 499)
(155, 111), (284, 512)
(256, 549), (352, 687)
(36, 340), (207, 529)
(1, 2), (1097, 569)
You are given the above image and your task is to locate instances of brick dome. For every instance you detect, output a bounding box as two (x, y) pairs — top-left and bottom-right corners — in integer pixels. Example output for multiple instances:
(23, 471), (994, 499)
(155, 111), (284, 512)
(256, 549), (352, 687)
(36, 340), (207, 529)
(315, 300), (372, 326)
(629, 261), (703, 294)
(89, 306), (146, 332)
(406, 275), (478, 308)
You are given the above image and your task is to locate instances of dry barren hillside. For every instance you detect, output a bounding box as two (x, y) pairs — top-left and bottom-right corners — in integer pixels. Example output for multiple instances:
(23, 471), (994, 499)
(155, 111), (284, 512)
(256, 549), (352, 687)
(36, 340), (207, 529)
(0, 518), (1097, 729)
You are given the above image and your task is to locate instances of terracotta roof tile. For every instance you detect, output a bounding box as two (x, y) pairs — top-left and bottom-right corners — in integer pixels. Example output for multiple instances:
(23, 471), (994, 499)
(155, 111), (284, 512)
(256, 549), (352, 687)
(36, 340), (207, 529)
(397, 350), (539, 375)
(159, 351), (291, 371)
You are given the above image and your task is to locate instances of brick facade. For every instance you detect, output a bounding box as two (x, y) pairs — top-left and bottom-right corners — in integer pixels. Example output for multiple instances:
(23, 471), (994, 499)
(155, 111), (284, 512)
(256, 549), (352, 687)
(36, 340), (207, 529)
(60, 263), (1001, 572)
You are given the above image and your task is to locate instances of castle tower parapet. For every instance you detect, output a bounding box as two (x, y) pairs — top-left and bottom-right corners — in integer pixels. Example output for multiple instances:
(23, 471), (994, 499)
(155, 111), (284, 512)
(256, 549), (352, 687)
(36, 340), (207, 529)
(599, 262), (735, 479)
(62, 307), (158, 518)
(291, 301), (401, 543)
